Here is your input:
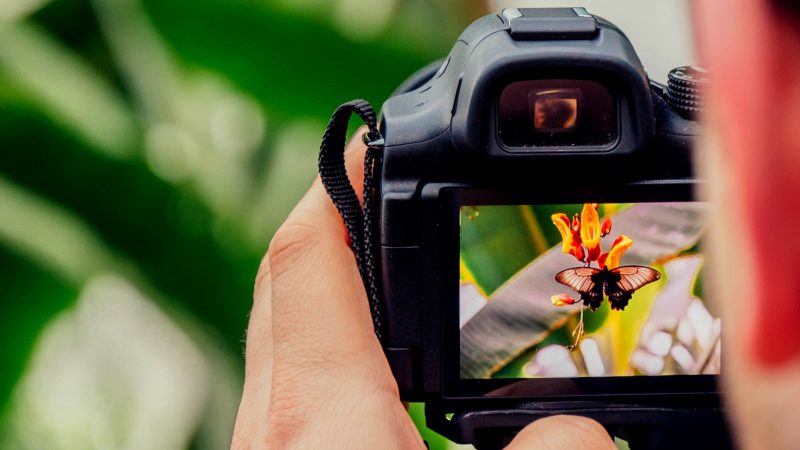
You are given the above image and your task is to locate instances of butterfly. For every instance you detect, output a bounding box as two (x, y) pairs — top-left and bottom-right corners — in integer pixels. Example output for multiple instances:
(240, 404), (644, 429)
(555, 265), (661, 311)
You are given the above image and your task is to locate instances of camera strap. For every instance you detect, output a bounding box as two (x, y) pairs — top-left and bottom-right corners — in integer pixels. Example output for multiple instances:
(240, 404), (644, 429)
(318, 99), (384, 340)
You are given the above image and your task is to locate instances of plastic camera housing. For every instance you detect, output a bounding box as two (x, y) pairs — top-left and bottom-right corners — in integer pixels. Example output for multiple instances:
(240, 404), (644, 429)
(374, 8), (722, 446)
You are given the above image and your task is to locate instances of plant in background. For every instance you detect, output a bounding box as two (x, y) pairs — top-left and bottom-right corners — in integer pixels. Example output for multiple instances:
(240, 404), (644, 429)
(0, 0), (465, 448)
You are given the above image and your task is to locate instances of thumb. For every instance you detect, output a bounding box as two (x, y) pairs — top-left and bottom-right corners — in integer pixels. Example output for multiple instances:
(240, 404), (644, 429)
(505, 416), (617, 450)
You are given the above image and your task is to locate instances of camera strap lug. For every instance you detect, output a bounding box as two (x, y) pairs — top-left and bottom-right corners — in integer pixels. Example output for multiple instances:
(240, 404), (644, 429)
(363, 134), (384, 150)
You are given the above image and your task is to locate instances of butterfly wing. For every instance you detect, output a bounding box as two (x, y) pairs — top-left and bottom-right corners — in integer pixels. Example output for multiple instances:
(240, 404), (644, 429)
(606, 265), (661, 310)
(555, 267), (604, 310)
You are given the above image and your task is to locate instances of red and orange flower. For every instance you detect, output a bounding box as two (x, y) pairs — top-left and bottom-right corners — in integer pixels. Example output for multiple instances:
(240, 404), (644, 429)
(550, 293), (577, 307)
(551, 213), (584, 261)
(551, 203), (633, 270)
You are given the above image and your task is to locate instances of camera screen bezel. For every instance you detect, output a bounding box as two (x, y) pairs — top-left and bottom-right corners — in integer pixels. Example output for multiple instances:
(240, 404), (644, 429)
(426, 181), (720, 403)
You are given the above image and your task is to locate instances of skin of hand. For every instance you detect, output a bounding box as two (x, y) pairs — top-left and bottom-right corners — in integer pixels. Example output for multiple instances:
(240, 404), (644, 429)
(694, 0), (800, 449)
(230, 129), (616, 450)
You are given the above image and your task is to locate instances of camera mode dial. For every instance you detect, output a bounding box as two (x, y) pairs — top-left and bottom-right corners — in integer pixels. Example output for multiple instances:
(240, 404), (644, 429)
(666, 66), (708, 120)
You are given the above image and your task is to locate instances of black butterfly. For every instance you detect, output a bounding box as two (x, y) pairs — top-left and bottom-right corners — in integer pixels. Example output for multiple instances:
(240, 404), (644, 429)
(555, 266), (661, 311)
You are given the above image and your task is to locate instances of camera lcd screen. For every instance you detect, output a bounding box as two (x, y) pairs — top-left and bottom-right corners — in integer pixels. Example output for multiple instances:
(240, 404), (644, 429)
(459, 202), (720, 380)
(497, 80), (617, 148)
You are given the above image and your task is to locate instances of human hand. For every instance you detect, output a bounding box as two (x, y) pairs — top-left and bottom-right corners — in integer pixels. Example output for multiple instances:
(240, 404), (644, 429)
(230, 128), (617, 450)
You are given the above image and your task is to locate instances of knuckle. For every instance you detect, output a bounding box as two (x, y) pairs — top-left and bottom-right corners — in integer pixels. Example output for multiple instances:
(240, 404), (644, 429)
(265, 372), (348, 448)
(266, 369), (316, 448)
(267, 369), (407, 449)
(267, 212), (324, 274)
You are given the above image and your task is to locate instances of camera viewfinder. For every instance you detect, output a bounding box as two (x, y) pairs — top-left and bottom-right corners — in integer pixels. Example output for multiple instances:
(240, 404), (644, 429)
(498, 79), (617, 149)
(532, 88), (580, 132)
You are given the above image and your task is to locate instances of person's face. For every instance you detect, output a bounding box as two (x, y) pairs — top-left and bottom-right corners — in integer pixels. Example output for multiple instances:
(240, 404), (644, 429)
(693, 1), (800, 448)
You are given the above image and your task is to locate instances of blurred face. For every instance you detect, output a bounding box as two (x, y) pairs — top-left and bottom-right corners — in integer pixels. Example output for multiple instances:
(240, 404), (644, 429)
(694, 1), (800, 448)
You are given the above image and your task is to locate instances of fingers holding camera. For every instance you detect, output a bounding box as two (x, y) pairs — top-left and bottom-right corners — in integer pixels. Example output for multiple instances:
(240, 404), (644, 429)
(505, 416), (616, 450)
(232, 129), (424, 449)
(266, 126), (379, 370)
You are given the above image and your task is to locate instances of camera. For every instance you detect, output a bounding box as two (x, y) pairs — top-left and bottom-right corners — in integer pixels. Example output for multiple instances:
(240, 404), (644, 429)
(325, 7), (727, 449)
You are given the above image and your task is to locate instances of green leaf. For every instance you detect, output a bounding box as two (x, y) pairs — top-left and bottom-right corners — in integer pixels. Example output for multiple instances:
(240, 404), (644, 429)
(140, 0), (448, 121)
(460, 206), (548, 295)
(0, 105), (257, 353)
(0, 247), (77, 423)
(0, 21), (137, 158)
(408, 403), (449, 450)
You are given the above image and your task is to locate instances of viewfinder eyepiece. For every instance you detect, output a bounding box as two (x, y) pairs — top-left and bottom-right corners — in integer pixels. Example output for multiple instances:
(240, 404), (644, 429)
(498, 79), (617, 149)
(532, 88), (580, 132)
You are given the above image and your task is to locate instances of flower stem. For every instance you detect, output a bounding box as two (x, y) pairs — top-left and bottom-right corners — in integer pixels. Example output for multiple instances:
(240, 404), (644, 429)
(568, 305), (586, 351)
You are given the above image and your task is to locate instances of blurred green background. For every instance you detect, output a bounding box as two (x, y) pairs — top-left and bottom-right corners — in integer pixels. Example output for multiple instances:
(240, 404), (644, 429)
(0, 0), (693, 448)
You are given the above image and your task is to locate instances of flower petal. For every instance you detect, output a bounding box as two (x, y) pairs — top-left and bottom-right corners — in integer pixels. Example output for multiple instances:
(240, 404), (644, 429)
(553, 213), (585, 262)
(571, 245), (585, 262)
(580, 203), (601, 260)
(551, 213), (574, 253)
(551, 294), (577, 307)
(601, 218), (612, 236)
(603, 235), (634, 269)
(598, 252), (609, 269)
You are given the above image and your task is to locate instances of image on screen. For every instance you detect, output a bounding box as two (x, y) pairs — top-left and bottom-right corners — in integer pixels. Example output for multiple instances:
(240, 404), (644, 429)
(459, 202), (720, 379)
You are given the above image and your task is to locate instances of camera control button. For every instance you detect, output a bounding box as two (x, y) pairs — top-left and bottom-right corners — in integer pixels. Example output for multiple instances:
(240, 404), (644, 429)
(501, 8), (523, 21)
(667, 66), (708, 119)
(573, 7), (592, 18)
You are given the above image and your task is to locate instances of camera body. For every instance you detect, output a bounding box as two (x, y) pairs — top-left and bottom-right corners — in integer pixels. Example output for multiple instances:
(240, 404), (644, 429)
(375, 8), (720, 446)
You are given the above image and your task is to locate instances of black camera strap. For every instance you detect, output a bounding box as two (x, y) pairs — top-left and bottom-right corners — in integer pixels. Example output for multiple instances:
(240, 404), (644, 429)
(318, 99), (384, 340)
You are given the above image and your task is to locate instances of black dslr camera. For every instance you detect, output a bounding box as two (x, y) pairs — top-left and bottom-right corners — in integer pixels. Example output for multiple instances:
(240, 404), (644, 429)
(320, 7), (727, 450)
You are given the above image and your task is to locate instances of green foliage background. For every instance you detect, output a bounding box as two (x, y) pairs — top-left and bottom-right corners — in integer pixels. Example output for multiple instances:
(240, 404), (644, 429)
(0, 0), (484, 448)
